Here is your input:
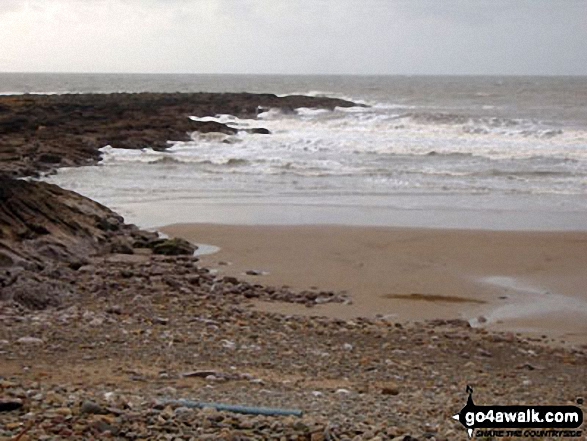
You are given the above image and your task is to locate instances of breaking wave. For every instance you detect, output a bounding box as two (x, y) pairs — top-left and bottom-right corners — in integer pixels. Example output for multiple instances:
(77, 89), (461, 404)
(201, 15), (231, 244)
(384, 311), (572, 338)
(93, 98), (586, 200)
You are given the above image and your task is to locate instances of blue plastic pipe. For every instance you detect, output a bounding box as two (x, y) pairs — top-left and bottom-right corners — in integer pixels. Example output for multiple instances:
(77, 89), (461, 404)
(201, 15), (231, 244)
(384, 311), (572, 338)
(161, 399), (303, 417)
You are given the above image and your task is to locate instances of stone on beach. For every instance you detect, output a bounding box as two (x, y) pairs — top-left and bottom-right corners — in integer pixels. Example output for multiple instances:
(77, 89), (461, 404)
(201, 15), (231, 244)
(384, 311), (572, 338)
(152, 238), (196, 256)
(16, 336), (44, 345)
(0, 401), (23, 412)
(80, 400), (107, 415)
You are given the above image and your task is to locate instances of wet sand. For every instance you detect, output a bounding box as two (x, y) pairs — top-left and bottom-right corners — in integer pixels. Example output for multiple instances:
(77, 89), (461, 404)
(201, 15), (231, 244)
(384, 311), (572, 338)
(161, 224), (587, 344)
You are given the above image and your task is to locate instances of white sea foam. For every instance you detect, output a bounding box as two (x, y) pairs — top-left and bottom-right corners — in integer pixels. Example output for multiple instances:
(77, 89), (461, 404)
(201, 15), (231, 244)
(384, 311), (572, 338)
(371, 102), (419, 110)
(295, 107), (331, 117)
(99, 105), (587, 189)
(276, 90), (333, 98)
(257, 108), (286, 120)
(189, 114), (258, 125)
(40, 75), (587, 230)
(477, 276), (587, 323)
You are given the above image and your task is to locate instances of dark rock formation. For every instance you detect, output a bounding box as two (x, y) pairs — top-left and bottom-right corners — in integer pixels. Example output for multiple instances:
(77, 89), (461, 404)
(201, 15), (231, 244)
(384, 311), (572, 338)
(0, 177), (120, 256)
(0, 92), (359, 308)
(152, 238), (196, 256)
(0, 177), (163, 307)
(0, 93), (358, 177)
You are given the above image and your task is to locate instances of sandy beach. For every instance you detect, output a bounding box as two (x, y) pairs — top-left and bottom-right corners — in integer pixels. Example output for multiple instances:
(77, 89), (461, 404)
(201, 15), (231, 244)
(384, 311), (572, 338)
(162, 224), (587, 344)
(2, 90), (586, 440)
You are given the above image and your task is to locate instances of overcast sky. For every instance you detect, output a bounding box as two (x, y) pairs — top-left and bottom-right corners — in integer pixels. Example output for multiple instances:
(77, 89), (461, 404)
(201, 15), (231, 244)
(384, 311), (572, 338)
(1, 0), (585, 75)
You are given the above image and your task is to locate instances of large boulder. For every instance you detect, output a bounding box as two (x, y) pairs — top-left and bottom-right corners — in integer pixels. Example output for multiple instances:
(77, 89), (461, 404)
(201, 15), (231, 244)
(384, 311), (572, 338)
(152, 238), (196, 256)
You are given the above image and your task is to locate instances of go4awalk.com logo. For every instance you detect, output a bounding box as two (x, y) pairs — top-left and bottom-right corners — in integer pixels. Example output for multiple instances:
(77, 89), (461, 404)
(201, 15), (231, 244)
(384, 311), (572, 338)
(452, 386), (583, 438)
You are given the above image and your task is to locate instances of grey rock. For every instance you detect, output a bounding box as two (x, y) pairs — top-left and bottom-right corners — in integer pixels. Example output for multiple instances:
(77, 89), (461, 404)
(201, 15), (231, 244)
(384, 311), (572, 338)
(80, 400), (106, 415)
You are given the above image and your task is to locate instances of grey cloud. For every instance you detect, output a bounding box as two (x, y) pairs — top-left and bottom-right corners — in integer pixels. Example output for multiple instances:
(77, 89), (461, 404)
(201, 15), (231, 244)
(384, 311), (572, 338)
(0, 0), (585, 74)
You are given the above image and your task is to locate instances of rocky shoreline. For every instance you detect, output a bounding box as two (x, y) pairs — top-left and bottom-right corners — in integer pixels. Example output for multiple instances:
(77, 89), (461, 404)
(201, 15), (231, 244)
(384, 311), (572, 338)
(0, 93), (585, 440)
(0, 92), (355, 307)
(0, 93), (355, 178)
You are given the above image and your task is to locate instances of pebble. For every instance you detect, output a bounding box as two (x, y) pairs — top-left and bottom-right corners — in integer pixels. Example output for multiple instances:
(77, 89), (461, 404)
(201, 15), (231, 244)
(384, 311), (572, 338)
(0, 400), (23, 412)
(153, 317), (169, 325)
(335, 388), (351, 395)
(381, 383), (400, 396)
(16, 336), (44, 344)
(245, 270), (263, 276)
(80, 400), (106, 415)
(0, 241), (585, 440)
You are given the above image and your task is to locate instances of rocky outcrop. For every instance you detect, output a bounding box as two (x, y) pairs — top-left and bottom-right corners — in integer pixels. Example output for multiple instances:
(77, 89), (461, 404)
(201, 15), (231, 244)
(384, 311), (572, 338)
(0, 92), (357, 308)
(0, 177), (124, 262)
(0, 177), (198, 307)
(0, 93), (358, 177)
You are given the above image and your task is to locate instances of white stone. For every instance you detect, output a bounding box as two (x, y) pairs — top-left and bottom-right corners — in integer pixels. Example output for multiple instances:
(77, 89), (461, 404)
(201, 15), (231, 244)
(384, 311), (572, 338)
(17, 337), (44, 345)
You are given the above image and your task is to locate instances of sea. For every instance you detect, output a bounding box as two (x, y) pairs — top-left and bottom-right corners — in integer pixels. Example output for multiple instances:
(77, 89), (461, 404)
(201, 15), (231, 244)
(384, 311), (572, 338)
(3, 73), (586, 230)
